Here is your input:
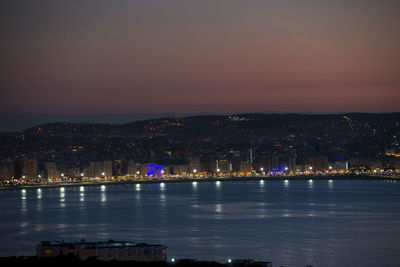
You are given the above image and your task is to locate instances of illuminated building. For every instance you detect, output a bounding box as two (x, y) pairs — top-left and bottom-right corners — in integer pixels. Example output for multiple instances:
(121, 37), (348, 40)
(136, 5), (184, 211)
(239, 162), (251, 173)
(0, 163), (14, 181)
(36, 240), (167, 262)
(21, 158), (38, 180)
(147, 164), (164, 177)
(188, 156), (201, 173)
(44, 162), (59, 179)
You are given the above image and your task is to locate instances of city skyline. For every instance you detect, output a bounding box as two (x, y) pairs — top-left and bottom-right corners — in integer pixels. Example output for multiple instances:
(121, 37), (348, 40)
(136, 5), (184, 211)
(1, 2), (400, 266)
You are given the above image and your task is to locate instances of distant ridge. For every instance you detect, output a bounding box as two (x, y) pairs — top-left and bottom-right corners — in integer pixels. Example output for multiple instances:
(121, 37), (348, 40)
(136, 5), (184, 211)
(1, 112), (399, 133)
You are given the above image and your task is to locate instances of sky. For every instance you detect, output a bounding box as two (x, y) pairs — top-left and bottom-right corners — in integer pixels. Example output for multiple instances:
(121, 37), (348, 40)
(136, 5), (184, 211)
(1, 0), (399, 122)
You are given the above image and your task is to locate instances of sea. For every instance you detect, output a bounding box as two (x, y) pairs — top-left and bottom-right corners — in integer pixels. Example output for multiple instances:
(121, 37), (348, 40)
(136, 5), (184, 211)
(0, 178), (400, 267)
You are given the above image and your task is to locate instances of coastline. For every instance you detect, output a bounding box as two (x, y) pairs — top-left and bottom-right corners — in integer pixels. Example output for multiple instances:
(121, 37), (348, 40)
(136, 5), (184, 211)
(1, 174), (398, 191)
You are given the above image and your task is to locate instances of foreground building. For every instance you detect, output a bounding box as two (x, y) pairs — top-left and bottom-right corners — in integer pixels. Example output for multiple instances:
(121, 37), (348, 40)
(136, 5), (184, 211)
(36, 240), (167, 262)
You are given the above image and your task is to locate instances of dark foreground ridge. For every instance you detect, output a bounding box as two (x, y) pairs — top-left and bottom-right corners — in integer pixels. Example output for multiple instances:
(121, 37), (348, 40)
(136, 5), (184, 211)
(0, 255), (314, 267)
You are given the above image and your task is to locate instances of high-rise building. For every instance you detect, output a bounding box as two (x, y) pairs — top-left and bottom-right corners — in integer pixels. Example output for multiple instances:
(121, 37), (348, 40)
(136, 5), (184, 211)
(239, 162), (251, 173)
(127, 160), (138, 176)
(188, 156), (201, 173)
(21, 158), (38, 180)
(309, 156), (329, 171)
(218, 160), (232, 173)
(112, 160), (124, 177)
(0, 164), (14, 181)
(288, 156), (296, 171)
(44, 162), (59, 179)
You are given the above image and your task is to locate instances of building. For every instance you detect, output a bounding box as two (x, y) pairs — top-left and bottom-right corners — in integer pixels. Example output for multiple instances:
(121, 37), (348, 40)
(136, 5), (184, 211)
(217, 160), (232, 173)
(127, 160), (139, 176)
(188, 156), (201, 173)
(44, 162), (59, 179)
(147, 164), (164, 177)
(232, 259), (272, 267)
(239, 162), (251, 173)
(102, 161), (113, 177)
(287, 156), (296, 171)
(21, 158), (38, 180)
(36, 240), (167, 262)
(171, 165), (187, 176)
(0, 163), (14, 181)
(333, 160), (348, 171)
(309, 156), (328, 171)
(85, 161), (113, 178)
(112, 160), (124, 177)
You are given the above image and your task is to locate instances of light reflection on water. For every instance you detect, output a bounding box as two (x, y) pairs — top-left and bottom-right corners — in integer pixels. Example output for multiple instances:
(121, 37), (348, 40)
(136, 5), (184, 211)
(1, 180), (400, 267)
(284, 179), (289, 188)
(329, 179), (334, 189)
(308, 179), (314, 189)
(36, 189), (42, 211)
(100, 188), (106, 203)
(21, 189), (27, 213)
(59, 187), (66, 208)
(80, 190), (85, 203)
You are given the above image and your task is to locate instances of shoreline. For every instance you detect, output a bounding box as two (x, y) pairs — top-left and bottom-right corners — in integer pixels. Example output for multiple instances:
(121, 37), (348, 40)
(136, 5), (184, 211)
(1, 174), (399, 191)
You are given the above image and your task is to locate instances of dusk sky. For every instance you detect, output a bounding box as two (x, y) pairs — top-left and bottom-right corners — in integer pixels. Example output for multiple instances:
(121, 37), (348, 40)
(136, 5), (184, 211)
(1, 0), (399, 117)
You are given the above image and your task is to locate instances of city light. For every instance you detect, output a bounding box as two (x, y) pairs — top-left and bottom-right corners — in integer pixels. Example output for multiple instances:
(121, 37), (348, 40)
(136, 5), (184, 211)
(227, 259), (232, 263)
(60, 187), (65, 192)
(171, 258), (175, 263)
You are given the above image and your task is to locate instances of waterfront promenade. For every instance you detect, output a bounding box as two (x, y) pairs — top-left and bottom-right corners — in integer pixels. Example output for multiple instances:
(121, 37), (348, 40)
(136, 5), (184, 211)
(1, 173), (398, 191)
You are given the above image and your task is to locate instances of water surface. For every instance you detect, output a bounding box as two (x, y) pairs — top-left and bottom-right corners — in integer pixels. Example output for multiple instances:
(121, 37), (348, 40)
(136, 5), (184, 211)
(1, 179), (399, 267)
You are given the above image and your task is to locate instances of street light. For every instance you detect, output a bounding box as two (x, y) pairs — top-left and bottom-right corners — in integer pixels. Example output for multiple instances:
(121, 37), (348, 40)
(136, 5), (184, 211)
(193, 169), (197, 173)
(309, 166), (313, 170)
(216, 168), (220, 172)
(101, 172), (105, 176)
